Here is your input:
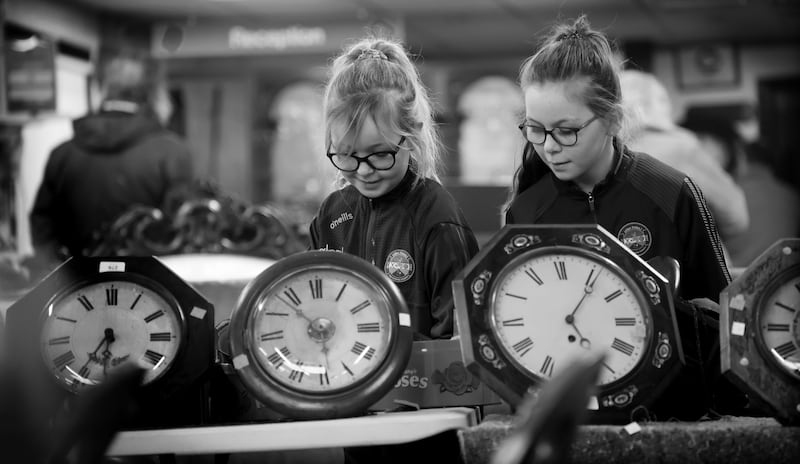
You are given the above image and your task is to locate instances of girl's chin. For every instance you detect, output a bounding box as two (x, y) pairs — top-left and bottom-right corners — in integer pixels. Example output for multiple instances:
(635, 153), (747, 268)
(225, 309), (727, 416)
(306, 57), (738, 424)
(354, 182), (386, 197)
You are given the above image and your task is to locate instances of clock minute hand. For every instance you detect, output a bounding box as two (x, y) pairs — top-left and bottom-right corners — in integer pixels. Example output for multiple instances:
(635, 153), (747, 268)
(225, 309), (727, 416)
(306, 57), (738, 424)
(277, 295), (313, 323)
(568, 268), (602, 319)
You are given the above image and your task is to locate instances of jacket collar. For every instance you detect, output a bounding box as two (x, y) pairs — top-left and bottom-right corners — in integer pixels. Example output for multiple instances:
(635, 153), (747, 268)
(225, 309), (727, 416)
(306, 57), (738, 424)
(550, 137), (628, 196)
(371, 165), (419, 204)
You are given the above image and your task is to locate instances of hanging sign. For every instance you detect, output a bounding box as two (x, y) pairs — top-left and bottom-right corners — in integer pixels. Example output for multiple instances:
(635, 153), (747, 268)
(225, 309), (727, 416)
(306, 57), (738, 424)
(152, 19), (404, 58)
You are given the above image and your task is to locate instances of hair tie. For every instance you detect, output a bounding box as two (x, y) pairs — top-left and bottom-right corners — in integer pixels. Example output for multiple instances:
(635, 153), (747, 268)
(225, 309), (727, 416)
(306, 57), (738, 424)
(561, 31), (583, 41)
(356, 48), (388, 62)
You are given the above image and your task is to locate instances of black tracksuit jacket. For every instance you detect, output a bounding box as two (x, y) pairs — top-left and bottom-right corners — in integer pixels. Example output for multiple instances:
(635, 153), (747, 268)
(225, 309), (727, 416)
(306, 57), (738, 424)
(506, 143), (731, 303)
(506, 142), (739, 419)
(309, 169), (480, 339)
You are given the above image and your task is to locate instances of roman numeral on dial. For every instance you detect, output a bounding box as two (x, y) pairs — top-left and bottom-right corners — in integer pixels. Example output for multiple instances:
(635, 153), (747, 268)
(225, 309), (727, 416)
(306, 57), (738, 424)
(512, 337), (534, 357)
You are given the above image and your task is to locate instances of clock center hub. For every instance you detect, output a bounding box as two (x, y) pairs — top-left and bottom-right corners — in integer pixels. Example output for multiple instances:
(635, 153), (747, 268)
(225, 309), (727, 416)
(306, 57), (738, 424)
(308, 317), (336, 343)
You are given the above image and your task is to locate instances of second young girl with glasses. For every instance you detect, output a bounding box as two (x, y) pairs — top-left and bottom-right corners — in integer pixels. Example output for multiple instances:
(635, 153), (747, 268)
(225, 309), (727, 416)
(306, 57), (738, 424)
(309, 36), (479, 341)
(505, 16), (746, 420)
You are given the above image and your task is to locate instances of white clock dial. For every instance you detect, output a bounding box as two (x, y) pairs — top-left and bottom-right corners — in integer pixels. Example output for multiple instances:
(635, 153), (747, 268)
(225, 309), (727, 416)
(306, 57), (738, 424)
(758, 274), (800, 379)
(246, 267), (394, 393)
(490, 249), (651, 386)
(40, 279), (184, 390)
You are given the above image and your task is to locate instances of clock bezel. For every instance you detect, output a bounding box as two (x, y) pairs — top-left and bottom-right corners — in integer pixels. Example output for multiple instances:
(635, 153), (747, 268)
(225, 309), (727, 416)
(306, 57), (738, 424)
(721, 238), (800, 425)
(39, 272), (189, 391)
(754, 264), (800, 380)
(228, 250), (413, 419)
(487, 245), (655, 389)
(454, 224), (684, 423)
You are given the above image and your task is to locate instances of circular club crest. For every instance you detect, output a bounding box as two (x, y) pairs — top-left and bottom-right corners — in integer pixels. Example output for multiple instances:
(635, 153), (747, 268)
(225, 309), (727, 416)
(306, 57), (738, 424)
(384, 249), (415, 283)
(617, 222), (652, 256)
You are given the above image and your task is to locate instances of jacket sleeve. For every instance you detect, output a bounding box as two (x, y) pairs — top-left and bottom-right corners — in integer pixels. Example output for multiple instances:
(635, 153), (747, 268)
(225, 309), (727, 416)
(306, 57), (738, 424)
(29, 148), (64, 261)
(308, 214), (321, 250)
(160, 136), (194, 204)
(675, 147), (749, 239)
(675, 177), (731, 302)
(423, 223), (480, 339)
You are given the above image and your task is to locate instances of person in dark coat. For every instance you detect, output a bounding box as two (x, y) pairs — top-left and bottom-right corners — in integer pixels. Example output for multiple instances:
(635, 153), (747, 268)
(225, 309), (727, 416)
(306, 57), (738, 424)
(29, 54), (193, 263)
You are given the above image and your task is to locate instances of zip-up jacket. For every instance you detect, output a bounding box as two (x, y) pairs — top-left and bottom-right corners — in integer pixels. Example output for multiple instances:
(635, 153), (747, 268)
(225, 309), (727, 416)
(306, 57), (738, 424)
(309, 169), (480, 339)
(505, 142), (731, 303)
(30, 103), (193, 259)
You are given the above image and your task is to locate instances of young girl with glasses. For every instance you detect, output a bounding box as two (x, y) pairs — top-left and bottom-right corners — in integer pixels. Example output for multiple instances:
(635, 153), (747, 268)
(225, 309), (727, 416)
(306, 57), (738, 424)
(309, 37), (479, 341)
(505, 15), (746, 420)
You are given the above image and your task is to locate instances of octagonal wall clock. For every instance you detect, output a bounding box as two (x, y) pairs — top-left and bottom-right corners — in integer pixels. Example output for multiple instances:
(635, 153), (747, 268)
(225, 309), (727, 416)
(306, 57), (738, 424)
(454, 224), (684, 424)
(721, 238), (800, 425)
(5, 256), (215, 428)
(228, 250), (413, 420)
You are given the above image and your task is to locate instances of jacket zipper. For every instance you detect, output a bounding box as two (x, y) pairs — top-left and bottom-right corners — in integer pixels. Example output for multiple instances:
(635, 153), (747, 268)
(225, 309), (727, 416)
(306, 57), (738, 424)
(365, 199), (377, 265)
(587, 191), (598, 221)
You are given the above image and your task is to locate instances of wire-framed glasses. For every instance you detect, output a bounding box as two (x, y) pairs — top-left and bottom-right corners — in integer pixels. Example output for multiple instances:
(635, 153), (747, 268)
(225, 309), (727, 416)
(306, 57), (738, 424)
(327, 136), (406, 172)
(518, 116), (598, 147)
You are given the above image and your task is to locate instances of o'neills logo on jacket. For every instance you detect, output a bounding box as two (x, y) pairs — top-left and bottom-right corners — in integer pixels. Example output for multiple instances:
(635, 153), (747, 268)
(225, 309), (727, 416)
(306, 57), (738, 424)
(329, 212), (353, 230)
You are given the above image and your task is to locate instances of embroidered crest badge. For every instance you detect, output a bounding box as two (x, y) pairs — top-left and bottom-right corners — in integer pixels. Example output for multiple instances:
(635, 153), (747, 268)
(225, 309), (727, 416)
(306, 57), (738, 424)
(617, 222), (652, 256)
(384, 249), (415, 283)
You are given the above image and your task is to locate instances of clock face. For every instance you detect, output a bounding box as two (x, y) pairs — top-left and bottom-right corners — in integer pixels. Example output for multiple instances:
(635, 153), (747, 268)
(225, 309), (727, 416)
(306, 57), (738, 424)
(757, 272), (800, 380)
(229, 250), (412, 419)
(246, 267), (394, 392)
(40, 277), (185, 391)
(455, 225), (682, 421)
(489, 247), (651, 387)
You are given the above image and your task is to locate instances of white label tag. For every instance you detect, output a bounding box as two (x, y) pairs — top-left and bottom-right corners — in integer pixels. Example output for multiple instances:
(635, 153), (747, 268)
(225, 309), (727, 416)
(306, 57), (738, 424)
(99, 261), (126, 273)
(730, 294), (746, 311)
(233, 354), (249, 370)
(190, 307), (207, 319)
(731, 321), (746, 336)
(623, 422), (642, 435)
(399, 313), (411, 327)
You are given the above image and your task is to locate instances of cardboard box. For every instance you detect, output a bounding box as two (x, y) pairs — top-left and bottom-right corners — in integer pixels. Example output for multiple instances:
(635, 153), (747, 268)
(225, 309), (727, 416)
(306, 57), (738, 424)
(369, 338), (502, 411)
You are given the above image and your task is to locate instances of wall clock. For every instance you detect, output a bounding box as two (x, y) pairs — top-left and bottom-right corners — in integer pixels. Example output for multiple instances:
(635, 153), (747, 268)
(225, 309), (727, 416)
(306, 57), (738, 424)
(228, 250), (413, 419)
(5, 256), (215, 428)
(454, 224), (684, 423)
(721, 238), (800, 425)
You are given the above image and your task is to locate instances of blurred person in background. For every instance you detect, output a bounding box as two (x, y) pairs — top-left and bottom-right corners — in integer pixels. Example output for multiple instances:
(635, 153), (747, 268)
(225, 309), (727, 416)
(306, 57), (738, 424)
(683, 107), (800, 269)
(29, 50), (193, 268)
(619, 69), (749, 244)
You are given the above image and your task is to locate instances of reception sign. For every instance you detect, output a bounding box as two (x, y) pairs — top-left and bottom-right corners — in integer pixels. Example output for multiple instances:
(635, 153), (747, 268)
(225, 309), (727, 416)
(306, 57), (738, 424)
(152, 18), (404, 58)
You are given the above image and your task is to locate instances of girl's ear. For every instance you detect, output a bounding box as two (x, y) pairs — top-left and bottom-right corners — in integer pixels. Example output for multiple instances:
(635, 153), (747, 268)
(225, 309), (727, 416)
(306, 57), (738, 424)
(605, 118), (622, 137)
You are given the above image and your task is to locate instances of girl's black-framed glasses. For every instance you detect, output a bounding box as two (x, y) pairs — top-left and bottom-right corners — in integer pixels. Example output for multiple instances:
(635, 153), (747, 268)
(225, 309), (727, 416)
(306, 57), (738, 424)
(518, 116), (598, 147)
(327, 136), (406, 172)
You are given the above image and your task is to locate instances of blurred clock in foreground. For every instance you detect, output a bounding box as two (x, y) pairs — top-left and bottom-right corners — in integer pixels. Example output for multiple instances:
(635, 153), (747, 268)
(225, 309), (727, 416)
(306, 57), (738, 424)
(5, 256), (214, 428)
(721, 238), (800, 425)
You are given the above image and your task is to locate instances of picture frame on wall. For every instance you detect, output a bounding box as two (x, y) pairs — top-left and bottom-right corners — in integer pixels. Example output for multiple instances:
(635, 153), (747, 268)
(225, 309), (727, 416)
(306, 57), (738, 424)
(675, 43), (740, 89)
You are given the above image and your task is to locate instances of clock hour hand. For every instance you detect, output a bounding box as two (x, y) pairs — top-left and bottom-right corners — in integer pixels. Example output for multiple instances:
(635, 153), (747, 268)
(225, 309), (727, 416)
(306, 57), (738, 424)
(567, 322), (592, 350)
(100, 328), (116, 376)
(79, 328), (116, 379)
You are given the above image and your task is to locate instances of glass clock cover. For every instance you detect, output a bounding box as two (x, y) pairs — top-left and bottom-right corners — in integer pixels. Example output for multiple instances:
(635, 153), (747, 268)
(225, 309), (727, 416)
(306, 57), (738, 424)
(229, 250), (412, 419)
(40, 278), (185, 390)
(489, 247), (651, 387)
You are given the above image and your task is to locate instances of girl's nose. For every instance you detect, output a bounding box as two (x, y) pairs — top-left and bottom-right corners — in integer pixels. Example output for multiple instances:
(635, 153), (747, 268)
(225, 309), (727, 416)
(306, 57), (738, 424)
(542, 135), (562, 157)
(356, 158), (375, 175)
